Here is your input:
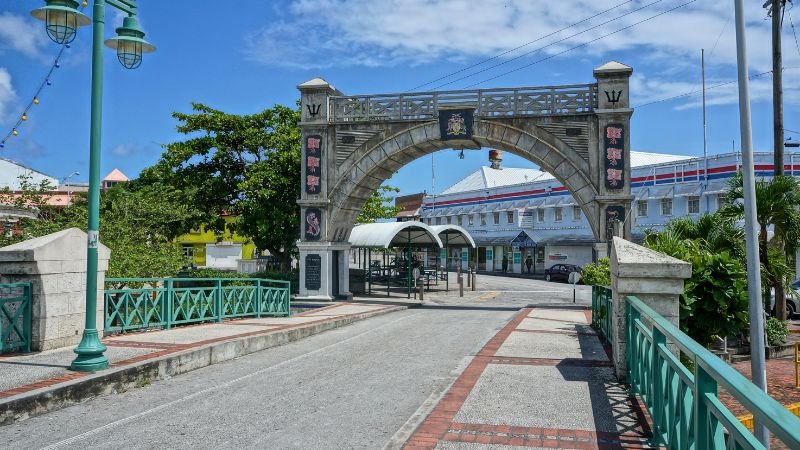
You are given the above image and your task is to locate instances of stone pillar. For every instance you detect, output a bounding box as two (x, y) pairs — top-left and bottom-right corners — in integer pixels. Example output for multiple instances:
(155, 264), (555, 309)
(593, 61), (634, 241)
(610, 237), (691, 380)
(0, 228), (110, 351)
(296, 77), (348, 301)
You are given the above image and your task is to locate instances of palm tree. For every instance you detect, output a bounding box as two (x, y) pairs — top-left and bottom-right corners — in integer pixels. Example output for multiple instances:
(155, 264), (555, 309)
(721, 173), (800, 320)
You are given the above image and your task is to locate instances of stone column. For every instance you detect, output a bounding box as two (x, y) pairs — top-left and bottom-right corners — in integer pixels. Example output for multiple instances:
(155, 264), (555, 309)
(593, 61), (634, 241)
(297, 77), (349, 301)
(0, 228), (110, 351)
(610, 237), (691, 380)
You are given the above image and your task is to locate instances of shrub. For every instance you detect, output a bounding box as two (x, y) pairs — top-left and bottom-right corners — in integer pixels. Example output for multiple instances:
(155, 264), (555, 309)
(765, 317), (789, 346)
(581, 258), (610, 287)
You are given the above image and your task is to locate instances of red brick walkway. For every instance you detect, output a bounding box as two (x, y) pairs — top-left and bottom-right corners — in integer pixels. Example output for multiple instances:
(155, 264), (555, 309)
(403, 307), (654, 450)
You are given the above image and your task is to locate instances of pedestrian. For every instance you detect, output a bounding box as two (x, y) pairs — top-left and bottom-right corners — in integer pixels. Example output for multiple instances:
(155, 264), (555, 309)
(501, 255), (508, 273)
(525, 254), (533, 274)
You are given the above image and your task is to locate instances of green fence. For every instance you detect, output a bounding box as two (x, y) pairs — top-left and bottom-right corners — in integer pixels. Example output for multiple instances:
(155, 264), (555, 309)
(0, 283), (32, 353)
(104, 278), (291, 333)
(627, 295), (800, 449)
(591, 285), (612, 342)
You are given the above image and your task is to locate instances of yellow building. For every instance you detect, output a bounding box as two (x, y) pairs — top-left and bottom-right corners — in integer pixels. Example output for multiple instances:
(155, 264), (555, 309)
(176, 216), (257, 270)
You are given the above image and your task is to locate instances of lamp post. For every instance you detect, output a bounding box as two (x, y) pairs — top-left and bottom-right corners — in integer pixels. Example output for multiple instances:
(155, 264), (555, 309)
(63, 171), (79, 200)
(32, 0), (155, 372)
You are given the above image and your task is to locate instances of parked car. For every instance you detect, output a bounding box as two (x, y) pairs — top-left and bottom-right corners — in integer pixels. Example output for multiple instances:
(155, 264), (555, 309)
(544, 264), (582, 283)
(768, 280), (800, 318)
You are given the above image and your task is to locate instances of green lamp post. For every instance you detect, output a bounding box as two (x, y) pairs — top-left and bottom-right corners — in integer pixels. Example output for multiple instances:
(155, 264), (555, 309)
(32, 0), (155, 372)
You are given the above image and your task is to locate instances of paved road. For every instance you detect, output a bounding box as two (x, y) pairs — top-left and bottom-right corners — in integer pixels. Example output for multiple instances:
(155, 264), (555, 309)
(1, 308), (516, 449)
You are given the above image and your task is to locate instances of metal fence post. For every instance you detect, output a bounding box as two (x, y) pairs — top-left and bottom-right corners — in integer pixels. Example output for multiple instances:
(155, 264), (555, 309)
(24, 283), (32, 353)
(651, 327), (666, 446)
(694, 365), (719, 448)
(165, 278), (173, 330)
(256, 279), (262, 318)
(215, 279), (223, 323)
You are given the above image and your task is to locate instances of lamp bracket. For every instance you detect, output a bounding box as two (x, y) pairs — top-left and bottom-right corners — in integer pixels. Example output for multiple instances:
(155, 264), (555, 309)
(106, 0), (137, 15)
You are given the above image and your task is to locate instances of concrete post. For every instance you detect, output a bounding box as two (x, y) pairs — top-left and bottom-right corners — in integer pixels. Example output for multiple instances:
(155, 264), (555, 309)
(610, 237), (691, 380)
(0, 228), (110, 351)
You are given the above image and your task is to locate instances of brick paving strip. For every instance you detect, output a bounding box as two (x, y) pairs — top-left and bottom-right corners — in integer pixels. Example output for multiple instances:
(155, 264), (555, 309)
(0, 302), (403, 424)
(403, 307), (656, 450)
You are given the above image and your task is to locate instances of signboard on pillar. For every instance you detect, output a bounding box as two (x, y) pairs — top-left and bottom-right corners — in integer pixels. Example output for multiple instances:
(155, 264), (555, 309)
(438, 109), (474, 140)
(305, 254), (322, 290)
(304, 208), (322, 241)
(305, 134), (323, 195)
(603, 124), (625, 190)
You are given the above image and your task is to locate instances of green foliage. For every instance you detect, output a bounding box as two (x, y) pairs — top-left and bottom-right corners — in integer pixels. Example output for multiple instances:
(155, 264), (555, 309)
(680, 251), (749, 347)
(140, 103), (301, 270)
(765, 316), (789, 346)
(645, 214), (749, 347)
(357, 184), (402, 224)
(581, 258), (610, 287)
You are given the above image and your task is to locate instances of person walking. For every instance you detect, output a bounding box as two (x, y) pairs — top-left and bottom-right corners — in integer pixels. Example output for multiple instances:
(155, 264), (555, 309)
(501, 254), (509, 273)
(525, 254), (533, 274)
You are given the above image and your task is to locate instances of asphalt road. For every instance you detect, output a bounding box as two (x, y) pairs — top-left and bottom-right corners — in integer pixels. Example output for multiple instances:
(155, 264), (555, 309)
(1, 308), (516, 449)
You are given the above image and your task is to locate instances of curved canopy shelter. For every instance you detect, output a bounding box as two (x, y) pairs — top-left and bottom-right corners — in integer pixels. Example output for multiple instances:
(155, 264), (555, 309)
(349, 221), (443, 248)
(428, 224), (476, 248)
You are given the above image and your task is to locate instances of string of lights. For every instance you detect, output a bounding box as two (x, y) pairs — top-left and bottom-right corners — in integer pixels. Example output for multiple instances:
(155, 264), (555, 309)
(0, 1), (88, 150)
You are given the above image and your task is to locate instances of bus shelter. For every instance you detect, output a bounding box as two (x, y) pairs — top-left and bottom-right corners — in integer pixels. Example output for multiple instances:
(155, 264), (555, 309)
(429, 225), (476, 291)
(349, 221), (442, 298)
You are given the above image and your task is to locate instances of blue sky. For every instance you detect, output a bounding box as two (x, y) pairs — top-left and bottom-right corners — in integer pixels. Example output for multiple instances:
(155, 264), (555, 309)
(0, 0), (798, 197)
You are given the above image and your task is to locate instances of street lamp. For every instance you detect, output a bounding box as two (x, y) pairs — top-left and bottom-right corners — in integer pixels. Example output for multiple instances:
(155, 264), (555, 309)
(32, 0), (155, 372)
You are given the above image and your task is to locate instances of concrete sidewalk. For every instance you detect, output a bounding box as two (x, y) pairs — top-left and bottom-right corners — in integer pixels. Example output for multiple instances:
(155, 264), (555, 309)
(401, 306), (655, 450)
(0, 302), (403, 425)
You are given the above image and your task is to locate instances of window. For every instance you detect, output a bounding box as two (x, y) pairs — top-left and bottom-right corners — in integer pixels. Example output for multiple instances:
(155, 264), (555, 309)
(637, 201), (648, 217)
(573, 206), (581, 220)
(446, 216), (452, 225)
(554, 207), (563, 222)
(661, 198), (673, 216)
(493, 212), (500, 225)
(507, 211), (514, 224)
(436, 217), (441, 225)
(182, 244), (194, 260)
(688, 196), (700, 214)
(457, 215), (463, 226)
(537, 209), (545, 222)
(480, 214), (487, 226)
(468, 215), (474, 226)
(717, 194), (729, 211)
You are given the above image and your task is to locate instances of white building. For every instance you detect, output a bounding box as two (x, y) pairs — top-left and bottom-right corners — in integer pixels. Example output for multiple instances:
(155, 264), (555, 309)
(421, 151), (800, 274)
(0, 157), (59, 190)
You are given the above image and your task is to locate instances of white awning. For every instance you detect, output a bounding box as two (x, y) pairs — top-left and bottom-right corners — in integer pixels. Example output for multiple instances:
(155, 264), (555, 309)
(543, 196), (564, 207)
(348, 221), (443, 248)
(429, 224), (477, 248)
(649, 186), (674, 199)
(675, 184), (702, 197)
(703, 182), (728, 196)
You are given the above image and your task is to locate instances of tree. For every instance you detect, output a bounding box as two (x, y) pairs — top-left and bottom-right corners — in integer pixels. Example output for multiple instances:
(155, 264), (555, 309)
(721, 173), (800, 320)
(357, 184), (401, 224)
(644, 214), (750, 347)
(140, 103), (301, 270)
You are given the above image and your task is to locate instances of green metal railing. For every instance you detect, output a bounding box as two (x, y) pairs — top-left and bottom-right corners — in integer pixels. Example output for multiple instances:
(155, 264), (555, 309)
(104, 278), (291, 333)
(627, 295), (800, 449)
(591, 285), (612, 342)
(0, 283), (32, 353)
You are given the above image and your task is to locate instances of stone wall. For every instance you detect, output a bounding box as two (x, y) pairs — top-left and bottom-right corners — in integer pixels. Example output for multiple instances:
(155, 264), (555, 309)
(610, 237), (691, 379)
(0, 228), (109, 351)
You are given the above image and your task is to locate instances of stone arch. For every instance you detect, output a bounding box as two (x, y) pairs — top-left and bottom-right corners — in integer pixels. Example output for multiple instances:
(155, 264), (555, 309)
(328, 120), (600, 242)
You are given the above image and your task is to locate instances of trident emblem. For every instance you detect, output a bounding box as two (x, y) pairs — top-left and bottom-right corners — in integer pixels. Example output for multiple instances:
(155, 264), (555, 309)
(605, 90), (622, 104)
(306, 103), (321, 117)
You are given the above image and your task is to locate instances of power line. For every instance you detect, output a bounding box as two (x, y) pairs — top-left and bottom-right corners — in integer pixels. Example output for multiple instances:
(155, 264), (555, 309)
(409, 0), (636, 92)
(707, 13), (731, 60)
(789, 11), (800, 58)
(432, 0), (666, 90)
(464, 0), (698, 89)
(787, 128), (800, 135)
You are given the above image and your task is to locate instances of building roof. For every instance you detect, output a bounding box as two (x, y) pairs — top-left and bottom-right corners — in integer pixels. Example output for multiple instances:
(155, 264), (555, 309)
(348, 221), (443, 248)
(438, 151), (693, 195)
(103, 168), (129, 182)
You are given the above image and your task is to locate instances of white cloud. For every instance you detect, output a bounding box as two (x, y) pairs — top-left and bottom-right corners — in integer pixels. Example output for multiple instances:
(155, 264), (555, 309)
(110, 143), (137, 157)
(0, 68), (18, 122)
(0, 13), (48, 59)
(243, 0), (798, 109)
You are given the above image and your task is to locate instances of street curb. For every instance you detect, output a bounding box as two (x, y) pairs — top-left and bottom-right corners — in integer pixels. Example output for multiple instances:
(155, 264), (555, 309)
(0, 305), (405, 425)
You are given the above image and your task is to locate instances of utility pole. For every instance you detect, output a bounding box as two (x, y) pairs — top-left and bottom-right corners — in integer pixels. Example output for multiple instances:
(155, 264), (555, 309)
(769, 0), (785, 175)
(734, 0), (770, 446)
